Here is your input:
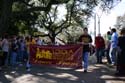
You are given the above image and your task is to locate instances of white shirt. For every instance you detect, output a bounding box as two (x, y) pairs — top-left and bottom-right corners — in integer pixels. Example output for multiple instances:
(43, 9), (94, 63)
(2, 39), (9, 52)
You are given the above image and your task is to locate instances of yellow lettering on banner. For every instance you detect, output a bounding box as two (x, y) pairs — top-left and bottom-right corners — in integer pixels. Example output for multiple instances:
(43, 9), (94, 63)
(45, 50), (52, 59)
(36, 61), (51, 64)
(34, 59), (38, 63)
(57, 61), (78, 66)
(36, 48), (41, 59)
(35, 47), (75, 60)
(41, 50), (46, 58)
(35, 48), (52, 59)
(69, 50), (73, 54)
(53, 49), (74, 60)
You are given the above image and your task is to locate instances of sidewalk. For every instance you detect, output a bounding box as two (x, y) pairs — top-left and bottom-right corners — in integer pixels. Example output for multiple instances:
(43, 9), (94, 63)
(0, 58), (125, 83)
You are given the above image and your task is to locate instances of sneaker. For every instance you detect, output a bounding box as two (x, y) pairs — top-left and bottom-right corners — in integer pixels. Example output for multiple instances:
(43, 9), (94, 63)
(84, 70), (87, 73)
(99, 62), (103, 64)
(111, 63), (115, 66)
(19, 64), (23, 66)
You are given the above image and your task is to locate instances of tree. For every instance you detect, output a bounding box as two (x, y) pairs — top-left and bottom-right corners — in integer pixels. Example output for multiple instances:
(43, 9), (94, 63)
(115, 14), (125, 30)
(37, 0), (95, 43)
(0, 0), (121, 37)
(0, 0), (70, 36)
(0, 0), (13, 36)
(37, 5), (71, 43)
(36, 0), (121, 44)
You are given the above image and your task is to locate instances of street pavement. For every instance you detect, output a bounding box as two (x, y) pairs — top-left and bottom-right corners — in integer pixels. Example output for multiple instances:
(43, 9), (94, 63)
(0, 57), (125, 83)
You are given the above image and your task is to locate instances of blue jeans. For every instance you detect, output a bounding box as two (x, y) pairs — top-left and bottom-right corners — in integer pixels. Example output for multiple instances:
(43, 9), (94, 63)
(109, 47), (117, 64)
(96, 48), (104, 63)
(19, 50), (25, 62)
(17, 50), (21, 63)
(11, 52), (17, 66)
(83, 52), (89, 70)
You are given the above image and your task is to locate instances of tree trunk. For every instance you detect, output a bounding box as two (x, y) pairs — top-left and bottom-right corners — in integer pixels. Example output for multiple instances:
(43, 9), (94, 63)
(49, 33), (56, 44)
(0, 0), (13, 37)
(51, 36), (56, 44)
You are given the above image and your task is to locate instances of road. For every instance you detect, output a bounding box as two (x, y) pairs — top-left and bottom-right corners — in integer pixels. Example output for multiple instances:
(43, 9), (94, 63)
(0, 56), (125, 83)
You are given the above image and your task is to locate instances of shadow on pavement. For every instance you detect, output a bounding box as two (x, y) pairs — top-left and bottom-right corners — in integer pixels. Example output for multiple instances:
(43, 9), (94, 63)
(0, 63), (125, 83)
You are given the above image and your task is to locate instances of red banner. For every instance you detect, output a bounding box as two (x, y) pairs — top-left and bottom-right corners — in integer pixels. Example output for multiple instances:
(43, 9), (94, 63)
(29, 44), (83, 68)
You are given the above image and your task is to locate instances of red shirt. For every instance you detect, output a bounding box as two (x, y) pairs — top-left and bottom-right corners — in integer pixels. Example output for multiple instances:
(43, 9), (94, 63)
(95, 36), (105, 49)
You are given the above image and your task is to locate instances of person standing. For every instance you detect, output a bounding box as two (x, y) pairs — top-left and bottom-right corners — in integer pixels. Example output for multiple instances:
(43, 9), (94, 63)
(25, 36), (32, 71)
(78, 27), (92, 72)
(1, 35), (9, 66)
(36, 37), (42, 45)
(95, 33), (105, 64)
(109, 28), (118, 65)
(10, 37), (18, 66)
(115, 28), (125, 76)
(105, 31), (112, 64)
(0, 38), (2, 71)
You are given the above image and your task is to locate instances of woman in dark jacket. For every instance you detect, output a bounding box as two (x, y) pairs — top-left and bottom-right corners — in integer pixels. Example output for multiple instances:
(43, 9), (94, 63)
(115, 28), (125, 76)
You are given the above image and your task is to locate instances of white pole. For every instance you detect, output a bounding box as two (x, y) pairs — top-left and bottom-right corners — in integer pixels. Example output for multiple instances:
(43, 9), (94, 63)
(94, 14), (96, 37)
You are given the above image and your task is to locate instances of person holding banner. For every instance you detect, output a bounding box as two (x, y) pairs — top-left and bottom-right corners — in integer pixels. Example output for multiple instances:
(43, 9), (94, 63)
(25, 36), (32, 71)
(78, 27), (92, 73)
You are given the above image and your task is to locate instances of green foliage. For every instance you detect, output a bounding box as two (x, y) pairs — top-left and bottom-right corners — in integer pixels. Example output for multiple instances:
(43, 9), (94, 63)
(115, 14), (125, 30)
(12, 2), (27, 12)
(0, 0), (121, 38)
(60, 26), (83, 43)
(7, 24), (19, 36)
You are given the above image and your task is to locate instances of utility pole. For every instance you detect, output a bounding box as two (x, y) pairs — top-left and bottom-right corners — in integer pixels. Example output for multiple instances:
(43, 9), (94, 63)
(96, 12), (103, 35)
(94, 14), (96, 38)
(98, 16), (100, 34)
(94, 13), (101, 38)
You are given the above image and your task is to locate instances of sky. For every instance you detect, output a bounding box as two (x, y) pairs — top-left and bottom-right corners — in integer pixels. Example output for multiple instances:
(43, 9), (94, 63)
(89, 0), (125, 35)
(40, 1), (125, 36)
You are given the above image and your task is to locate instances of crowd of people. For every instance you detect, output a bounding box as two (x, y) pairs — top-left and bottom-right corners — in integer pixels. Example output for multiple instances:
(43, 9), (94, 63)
(0, 36), (46, 71)
(0, 27), (125, 76)
(78, 27), (125, 76)
(94, 28), (125, 76)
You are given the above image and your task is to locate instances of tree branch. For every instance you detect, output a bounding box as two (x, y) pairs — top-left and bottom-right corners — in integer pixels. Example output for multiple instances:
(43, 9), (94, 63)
(55, 24), (70, 35)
